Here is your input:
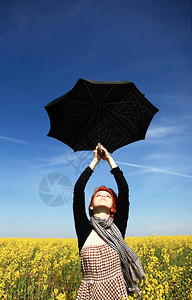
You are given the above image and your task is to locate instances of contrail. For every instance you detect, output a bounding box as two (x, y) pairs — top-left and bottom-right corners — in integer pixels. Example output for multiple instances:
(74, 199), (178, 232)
(116, 161), (192, 179)
(0, 135), (29, 144)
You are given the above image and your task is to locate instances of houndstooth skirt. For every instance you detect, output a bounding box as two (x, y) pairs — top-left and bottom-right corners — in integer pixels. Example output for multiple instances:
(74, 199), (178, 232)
(76, 243), (129, 300)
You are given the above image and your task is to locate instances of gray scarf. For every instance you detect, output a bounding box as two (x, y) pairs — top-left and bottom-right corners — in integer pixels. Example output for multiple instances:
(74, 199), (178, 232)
(90, 216), (145, 298)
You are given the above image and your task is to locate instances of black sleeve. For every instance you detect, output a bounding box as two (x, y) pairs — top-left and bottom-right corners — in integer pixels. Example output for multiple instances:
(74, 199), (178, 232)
(111, 167), (129, 238)
(73, 167), (93, 251)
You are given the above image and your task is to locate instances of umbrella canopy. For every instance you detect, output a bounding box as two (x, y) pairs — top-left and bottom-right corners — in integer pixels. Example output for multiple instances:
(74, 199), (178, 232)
(44, 79), (159, 153)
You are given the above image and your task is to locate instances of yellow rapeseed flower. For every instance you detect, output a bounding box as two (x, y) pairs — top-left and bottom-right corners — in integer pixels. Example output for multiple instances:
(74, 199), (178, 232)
(0, 235), (191, 299)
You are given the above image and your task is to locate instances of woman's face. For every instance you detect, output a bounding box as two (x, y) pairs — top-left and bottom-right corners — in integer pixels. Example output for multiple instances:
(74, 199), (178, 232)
(90, 190), (113, 211)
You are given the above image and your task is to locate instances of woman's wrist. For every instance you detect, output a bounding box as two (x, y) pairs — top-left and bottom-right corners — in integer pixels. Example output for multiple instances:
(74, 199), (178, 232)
(89, 158), (99, 170)
(106, 156), (117, 169)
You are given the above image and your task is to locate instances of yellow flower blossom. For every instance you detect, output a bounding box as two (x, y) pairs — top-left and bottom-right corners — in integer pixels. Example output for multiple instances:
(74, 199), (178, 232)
(0, 236), (191, 299)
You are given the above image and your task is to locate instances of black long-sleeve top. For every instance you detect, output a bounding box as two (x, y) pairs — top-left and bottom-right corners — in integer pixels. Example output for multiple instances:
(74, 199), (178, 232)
(73, 166), (129, 252)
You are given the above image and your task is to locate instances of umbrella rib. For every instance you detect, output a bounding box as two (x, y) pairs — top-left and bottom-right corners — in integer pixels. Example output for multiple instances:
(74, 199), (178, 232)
(103, 100), (136, 105)
(83, 81), (98, 106)
(77, 109), (97, 137)
(100, 109), (109, 133)
(99, 84), (117, 106)
(63, 97), (93, 105)
(103, 107), (139, 133)
(60, 106), (94, 121)
(103, 107), (131, 120)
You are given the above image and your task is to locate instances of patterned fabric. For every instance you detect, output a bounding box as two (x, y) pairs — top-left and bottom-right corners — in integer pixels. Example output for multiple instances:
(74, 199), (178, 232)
(76, 244), (128, 300)
(90, 216), (145, 298)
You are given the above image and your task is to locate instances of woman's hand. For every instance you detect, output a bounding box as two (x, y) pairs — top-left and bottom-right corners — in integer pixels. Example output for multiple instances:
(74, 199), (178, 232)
(89, 143), (117, 170)
(93, 144), (102, 163)
(97, 144), (117, 169)
(89, 144), (102, 170)
(97, 143), (111, 161)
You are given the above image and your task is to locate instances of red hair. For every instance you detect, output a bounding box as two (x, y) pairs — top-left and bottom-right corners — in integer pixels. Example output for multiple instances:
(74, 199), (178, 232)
(89, 186), (117, 219)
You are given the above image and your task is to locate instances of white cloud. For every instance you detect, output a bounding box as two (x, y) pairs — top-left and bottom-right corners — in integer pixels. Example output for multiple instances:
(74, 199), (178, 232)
(147, 125), (180, 139)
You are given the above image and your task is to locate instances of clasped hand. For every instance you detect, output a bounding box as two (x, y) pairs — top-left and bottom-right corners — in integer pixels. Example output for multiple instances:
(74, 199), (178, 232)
(93, 143), (111, 163)
(89, 144), (117, 170)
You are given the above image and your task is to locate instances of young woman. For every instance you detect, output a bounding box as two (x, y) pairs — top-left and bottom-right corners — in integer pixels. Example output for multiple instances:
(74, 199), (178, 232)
(73, 144), (145, 300)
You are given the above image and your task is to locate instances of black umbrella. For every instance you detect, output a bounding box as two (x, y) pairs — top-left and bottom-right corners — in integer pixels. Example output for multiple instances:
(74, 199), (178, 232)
(44, 79), (159, 153)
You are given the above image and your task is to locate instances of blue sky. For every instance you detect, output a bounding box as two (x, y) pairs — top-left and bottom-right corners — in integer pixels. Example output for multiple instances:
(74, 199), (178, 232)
(0, 0), (191, 238)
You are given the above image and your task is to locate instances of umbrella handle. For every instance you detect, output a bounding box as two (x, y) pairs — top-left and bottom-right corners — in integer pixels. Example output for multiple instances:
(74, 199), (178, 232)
(97, 143), (104, 158)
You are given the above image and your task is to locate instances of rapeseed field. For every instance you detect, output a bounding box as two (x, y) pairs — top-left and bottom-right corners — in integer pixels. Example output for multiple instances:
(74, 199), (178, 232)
(0, 235), (191, 299)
